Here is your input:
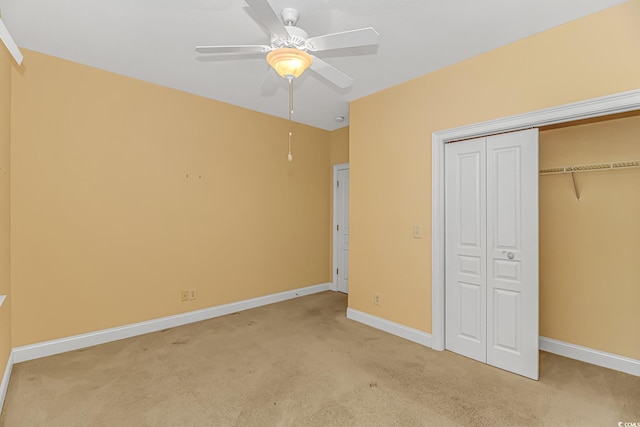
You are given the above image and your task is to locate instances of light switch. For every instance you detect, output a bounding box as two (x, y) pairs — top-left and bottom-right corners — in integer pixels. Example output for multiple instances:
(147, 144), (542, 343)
(413, 225), (421, 239)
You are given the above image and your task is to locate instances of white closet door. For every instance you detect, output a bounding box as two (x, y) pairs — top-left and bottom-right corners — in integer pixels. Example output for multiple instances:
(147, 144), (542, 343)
(445, 129), (539, 380)
(445, 137), (487, 362)
(486, 129), (539, 380)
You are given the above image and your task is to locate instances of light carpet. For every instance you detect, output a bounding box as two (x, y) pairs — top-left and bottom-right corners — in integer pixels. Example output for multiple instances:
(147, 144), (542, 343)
(1, 291), (638, 426)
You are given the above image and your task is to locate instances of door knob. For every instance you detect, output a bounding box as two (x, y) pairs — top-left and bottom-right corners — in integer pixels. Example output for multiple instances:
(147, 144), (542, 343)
(507, 252), (515, 260)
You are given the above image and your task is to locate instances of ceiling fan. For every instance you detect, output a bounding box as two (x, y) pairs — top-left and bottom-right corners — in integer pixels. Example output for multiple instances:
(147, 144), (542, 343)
(0, 17), (23, 65)
(195, 0), (379, 89)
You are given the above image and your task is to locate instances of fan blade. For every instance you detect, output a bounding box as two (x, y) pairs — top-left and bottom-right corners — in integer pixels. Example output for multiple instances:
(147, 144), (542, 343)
(307, 27), (379, 52)
(245, 0), (288, 39)
(196, 45), (271, 54)
(309, 56), (353, 89)
(0, 18), (23, 65)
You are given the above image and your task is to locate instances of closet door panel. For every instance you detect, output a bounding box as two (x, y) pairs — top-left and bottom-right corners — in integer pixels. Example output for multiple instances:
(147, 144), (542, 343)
(445, 137), (487, 363)
(486, 129), (539, 380)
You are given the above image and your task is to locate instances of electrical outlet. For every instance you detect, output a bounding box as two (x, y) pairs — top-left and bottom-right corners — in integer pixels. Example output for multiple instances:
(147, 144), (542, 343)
(180, 290), (189, 302)
(374, 293), (381, 306)
(188, 289), (197, 300)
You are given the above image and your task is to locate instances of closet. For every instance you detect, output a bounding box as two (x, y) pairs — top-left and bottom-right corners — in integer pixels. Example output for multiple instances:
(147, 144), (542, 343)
(537, 112), (640, 364)
(443, 111), (640, 380)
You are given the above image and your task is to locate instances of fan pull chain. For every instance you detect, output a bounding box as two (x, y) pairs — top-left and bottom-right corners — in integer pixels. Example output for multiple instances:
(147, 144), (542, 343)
(287, 77), (294, 162)
(288, 77), (294, 118)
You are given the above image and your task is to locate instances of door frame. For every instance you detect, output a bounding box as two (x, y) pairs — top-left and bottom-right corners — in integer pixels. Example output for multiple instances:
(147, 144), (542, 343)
(333, 162), (349, 292)
(431, 89), (640, 351)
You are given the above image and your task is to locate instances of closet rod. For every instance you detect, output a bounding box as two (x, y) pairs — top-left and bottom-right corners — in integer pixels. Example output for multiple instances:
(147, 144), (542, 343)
(539, 160), (640, 175)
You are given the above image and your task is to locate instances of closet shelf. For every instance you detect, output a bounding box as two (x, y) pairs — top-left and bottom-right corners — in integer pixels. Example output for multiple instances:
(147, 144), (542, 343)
(539, 160), (639, 175)
(539, 160), (639, 202)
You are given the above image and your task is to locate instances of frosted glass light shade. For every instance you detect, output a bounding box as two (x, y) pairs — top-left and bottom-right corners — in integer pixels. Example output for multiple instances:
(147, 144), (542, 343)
(267, 48), (312, 79)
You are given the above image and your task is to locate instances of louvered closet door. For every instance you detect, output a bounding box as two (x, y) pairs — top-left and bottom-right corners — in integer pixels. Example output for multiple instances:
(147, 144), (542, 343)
(445, 129), (539, 380)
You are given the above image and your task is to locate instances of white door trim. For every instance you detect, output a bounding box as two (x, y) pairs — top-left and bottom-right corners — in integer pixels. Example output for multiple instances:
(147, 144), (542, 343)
(333, 162), (349, 292)
(431, 89), (640, 351)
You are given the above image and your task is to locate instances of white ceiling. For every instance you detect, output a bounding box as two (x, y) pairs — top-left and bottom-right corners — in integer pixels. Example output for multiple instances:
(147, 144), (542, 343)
(0, 0), (626, 130)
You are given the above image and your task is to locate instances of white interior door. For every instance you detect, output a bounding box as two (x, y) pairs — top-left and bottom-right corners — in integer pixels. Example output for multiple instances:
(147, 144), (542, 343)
(486, 129), (539, 379)
(335, 167), (350, 293)
(445, 137), (487, 362)
(445, 129), (539, 380)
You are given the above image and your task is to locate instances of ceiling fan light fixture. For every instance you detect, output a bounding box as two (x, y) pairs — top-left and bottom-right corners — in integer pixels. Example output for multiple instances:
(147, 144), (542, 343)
(266, 48), (312, 79)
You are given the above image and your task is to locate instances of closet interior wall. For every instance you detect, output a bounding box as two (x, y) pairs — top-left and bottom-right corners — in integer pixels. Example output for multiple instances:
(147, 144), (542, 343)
(539, 113), (640, 361)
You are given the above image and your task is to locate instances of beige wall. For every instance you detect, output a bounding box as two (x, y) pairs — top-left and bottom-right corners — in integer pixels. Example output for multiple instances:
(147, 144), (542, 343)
(349, 0), (640, 356)
(329, 127), (349, 166)
(0, 45), (12, 375)
(539, 115), (640, 360)
(11, 50), (332, 346)
(328, 127), (349, 278)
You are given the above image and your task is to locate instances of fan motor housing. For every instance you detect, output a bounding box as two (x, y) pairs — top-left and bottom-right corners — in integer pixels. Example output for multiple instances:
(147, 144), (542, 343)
(272, 25), (309, 49)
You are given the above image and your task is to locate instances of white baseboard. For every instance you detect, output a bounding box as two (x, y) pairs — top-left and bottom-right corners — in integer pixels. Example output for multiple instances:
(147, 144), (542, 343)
(346, 308), (432, 348)
(343, 311), (640, 378)
(540, 336), (640, 377)
(0, 351), (13, 414)
(13, 283), (331, 364)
